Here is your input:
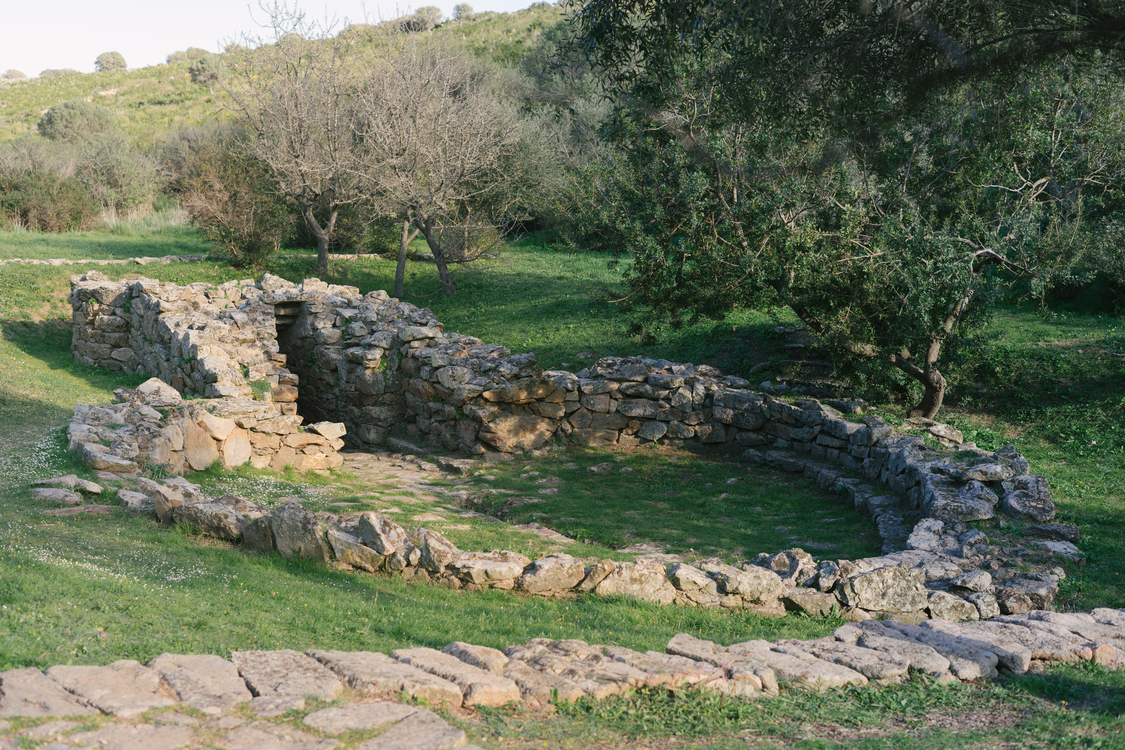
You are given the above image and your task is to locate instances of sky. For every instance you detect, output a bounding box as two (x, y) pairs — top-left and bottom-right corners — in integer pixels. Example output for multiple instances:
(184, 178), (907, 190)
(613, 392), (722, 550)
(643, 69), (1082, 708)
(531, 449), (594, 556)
(1, 0), (539, 76)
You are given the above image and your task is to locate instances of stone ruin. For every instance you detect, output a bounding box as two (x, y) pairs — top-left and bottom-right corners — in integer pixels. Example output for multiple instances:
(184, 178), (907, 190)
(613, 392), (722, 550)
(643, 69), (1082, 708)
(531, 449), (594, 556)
(60, 270), (1078, 623)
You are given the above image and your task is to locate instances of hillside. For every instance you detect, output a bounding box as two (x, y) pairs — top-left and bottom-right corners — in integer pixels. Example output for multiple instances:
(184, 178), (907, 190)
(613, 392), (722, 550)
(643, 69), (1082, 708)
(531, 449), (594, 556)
(0, 3), (563, 144)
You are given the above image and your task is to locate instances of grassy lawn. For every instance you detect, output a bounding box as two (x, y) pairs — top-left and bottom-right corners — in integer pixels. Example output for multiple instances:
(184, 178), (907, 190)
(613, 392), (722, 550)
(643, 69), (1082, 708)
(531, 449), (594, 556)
(1, 224), (1124, 747)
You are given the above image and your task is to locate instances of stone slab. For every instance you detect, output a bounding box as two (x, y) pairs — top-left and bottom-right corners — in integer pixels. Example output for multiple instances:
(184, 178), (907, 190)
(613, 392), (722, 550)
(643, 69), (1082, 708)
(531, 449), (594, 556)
(45, 660), (177, 717)
(231, 650), (344, 700)
(391, 647), (520, 707)
(308, 650), (462, 706)
(303, 702), (418, 734)
(66, 723), (197, 750)
(0, 668), (97, 717)
(356, 709), (466, 750)
(222, 721), (339, 750)
(148, 653), (253, 714)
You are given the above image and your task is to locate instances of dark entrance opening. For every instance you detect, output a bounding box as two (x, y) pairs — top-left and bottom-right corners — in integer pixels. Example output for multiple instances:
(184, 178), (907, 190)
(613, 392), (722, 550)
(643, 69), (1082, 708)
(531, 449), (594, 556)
(273, 302), (333, 425)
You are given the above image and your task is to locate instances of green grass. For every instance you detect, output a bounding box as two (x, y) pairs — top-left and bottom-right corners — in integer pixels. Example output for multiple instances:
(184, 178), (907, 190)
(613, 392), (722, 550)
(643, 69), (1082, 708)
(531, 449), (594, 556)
(2, 226), (1125, 747)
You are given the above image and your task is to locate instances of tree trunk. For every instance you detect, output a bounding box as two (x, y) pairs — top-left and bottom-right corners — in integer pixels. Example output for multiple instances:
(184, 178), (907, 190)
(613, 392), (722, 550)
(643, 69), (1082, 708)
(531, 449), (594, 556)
(394, 219), (420, 298)
(892, 354), (947, 419)
(416, 217), (456, 295)
(297, 200), (334, 277)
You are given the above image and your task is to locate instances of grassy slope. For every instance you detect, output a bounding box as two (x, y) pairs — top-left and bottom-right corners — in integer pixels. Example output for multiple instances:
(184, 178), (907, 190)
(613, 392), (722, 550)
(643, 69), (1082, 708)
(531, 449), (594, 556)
(0, 4), (562, 144)
(1, 226), (1124, 747)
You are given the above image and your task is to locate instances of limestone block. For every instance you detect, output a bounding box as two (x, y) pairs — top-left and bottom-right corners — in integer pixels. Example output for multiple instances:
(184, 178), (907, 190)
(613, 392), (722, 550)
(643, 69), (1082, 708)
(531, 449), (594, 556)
(270, 502), (331, 562)
(221, 427), (253, 469)
(135, 378), (182, 407)
(927, 591), (980, 622)
(477, 415), (555, 453)
(172, 502), (246, 541)
(702, 562), (783, 604)
(774, 639), (909, 683)
(231, 650), (344, 700)
(835, 567), (927, 613)
(46, 660), (177, 717)
(0, 667), (97, 717)
(198, 412), (237, 441)
(356, 708), (466, 750)
(147, 653), (253, 714)
(182, 420), (219, 471)
(667, 564), (718, 595)
(328, 529), (383, 572)
(419, 528), (460, 573)
(359, 513), (408, 555)
(391, 647), (521, 707)
(307, 421), (347, 440)
(595, 562), (677, 605)
(452, 550), (531, 584)
(308, 650), (462, 705)
(31, 487), (82, 506)
(303, 702), (417, 734)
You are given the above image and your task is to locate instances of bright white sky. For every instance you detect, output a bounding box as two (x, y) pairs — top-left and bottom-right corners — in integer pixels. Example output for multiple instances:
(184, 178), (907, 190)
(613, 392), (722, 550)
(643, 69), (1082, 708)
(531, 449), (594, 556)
(1, 1), (539, 76)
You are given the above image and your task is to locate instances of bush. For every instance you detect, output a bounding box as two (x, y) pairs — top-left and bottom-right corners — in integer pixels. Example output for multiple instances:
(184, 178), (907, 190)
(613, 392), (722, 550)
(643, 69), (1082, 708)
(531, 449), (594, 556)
(1, 70), (27, 81)
(95, 52), (126, 72)
(180, 143), (292, 267)
(38, 69), (80, 79)
(38, 99), (118, 142)
(452, 3), (474, 21)
(167, 47), (210, 65)
(77, 135), (163, 214)
(188, 53), (224, 93)
(0, 172), (101, 232)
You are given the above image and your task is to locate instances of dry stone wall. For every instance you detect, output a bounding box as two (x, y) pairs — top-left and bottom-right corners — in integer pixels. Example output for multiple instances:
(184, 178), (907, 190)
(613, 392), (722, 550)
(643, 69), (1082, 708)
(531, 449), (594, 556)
(65, 271), (1070, 621)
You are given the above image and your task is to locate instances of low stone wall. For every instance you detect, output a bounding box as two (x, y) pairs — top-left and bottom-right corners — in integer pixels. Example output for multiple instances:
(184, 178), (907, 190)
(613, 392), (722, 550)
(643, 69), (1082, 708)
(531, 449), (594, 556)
(67, 378), (345, 475)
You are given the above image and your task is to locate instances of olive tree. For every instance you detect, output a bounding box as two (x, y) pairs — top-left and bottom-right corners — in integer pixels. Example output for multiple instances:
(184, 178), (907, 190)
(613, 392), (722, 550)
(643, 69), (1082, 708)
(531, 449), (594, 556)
(37, 99), (118, 142)
(355, 35), (528, 295)
(95, 51), (126, 72)
(221, 3), (366, 276)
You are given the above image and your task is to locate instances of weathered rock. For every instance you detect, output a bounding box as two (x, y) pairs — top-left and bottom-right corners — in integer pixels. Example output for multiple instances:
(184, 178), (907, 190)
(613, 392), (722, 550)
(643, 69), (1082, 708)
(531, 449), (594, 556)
(919, 620), (1032, 673)
(65, 723), (197, 750)
(357, 512), (408, 555)
(452, 550), (531, 585)
(999, 475), (1055, 522)
(356, 708), (466, 750)
(303, 702), (417, 734)
(1025, 523), (1080, 543)
(881, 621), (999, 681)
(0, 668), (97, 717)
(478, 415), (555, 453)
(419, 528), (460, 574)
(949, 570), (992, 593)
(843, 625), (953, 679)
(30, 487), (83, 506)
(172, 502), (245, 541)
(997, 578), (1059, 611)
(966, 592), (1001, 620)
(758, 548), (817, 585)
(222, 721), (339, 750)
(243, 516), (274, 552)
(703, 562), (784, 604)
(667, 564), (719, 595)
(307, 422), (347, 441)
(391, 647), (521, 707)
(327, 529), (383, 572)
(516, 554), (588, 593)
(32, 474), (103, 494)
(182, 420), (220, 471)
(927, 591), (979, 622)
(45, 660), (177, 717)
(308, 650), (462, 706)
(774, 639), (910, 683)
(231, 650), (344, 700)
(724, 639), (869, 691)
(575, 559), (616, 592)
(148, 653), (253, 714)
(836, 567), (927, 613)
(442, 642), (510, 673)
(270, 502), (331, 562)
(782, 587), (839, 616)
(595, 562), (677, 605)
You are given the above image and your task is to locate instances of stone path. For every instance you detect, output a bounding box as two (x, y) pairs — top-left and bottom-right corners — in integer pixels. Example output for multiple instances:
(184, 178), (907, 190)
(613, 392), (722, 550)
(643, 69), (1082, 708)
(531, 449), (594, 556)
(0, 254), (207, 267)
(3, 609), (1124, 749)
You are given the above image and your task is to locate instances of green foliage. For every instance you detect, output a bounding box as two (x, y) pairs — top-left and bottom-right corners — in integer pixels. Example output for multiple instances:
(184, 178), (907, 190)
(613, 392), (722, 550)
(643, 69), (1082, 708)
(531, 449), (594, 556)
(0, 171), (101, 231)
(37, 98), (118, 142)
(188, 52), (225, 92)
(94, 51), (127, 72)
(1, 70), (27, 81)
(76, 134), (163, 213)
(167, 47), (211, 65)
(179, 139), (292, 267)
(38, 69), (80, 79)
(452, 3), (474, 21)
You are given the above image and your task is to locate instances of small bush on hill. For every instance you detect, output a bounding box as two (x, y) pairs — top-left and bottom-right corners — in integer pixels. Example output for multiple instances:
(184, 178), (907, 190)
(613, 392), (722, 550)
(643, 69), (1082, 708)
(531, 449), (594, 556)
(167, 47), (210, 65)
(452, 4), (474, 21)
(1, 70), (28, 81)
(188, 53), (224, 93)
(95, 51), (126, 72)
(38, 99), (119, 142)
(0, 172), (101, 231)
(38, 69), (80, 79)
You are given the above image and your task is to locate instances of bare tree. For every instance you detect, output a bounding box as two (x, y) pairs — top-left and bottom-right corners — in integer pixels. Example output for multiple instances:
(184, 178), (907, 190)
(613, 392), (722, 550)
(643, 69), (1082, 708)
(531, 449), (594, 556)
(221, 2), (366, 276)
(356, 35), (525, 294)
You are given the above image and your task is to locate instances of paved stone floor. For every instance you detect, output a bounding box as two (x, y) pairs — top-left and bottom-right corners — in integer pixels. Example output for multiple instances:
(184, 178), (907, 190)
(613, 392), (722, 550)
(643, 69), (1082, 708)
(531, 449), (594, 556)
(3, 608), (1125, 749)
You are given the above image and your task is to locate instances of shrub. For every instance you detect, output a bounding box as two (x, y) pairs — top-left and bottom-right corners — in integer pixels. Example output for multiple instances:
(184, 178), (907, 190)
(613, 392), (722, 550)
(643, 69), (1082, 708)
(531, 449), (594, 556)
(167, 47), (210, 65)
(38, 69), (80, 79)
(0, 172), (101, 232)
(37, 99), (118, 142)
(1, 70), (27, 81)
(95, 51), (126, 72)
(452, 3), (474, 21)
(180, 143), (292, 267)
(188, 53), (225, 93)
(0, 136), (79, 178)
(77, 135), (163, 214)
